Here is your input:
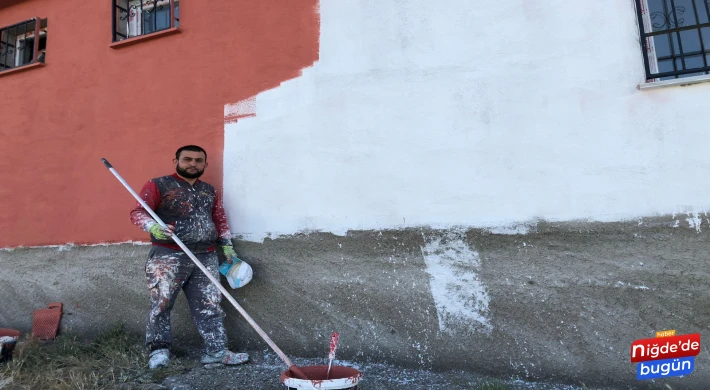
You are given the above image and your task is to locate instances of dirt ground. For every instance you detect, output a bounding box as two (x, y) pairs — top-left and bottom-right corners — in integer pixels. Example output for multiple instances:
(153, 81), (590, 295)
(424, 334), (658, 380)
(125, 349), (608, 390)
(0, 327), (639, 390)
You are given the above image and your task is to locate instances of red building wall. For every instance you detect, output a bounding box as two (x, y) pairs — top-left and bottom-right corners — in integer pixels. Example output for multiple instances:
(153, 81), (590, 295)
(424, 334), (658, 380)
(0, 0), (319, 247)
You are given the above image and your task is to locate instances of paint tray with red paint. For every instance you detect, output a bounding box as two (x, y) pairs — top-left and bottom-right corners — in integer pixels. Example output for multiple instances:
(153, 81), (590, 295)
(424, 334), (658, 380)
(281, 365), (362, 389)
(31, 302), (63, 340)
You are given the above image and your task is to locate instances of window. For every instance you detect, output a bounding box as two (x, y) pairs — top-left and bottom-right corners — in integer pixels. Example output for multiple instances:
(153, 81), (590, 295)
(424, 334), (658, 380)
(113, 0), (179, 42)
(636, 0), (710, 81)
(0, 18), (47, 72)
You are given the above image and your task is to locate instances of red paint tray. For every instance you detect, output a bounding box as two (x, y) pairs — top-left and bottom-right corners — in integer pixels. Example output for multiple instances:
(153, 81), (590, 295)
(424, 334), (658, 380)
(31, 302), (63, 340)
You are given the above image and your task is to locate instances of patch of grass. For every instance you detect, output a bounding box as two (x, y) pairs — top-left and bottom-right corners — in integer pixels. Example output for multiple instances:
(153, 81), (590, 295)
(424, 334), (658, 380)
(0, 323), (185, 390)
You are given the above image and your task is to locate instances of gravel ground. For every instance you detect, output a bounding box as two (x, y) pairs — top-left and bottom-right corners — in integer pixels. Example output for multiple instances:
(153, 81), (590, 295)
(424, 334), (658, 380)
(124, 349), (608, 390)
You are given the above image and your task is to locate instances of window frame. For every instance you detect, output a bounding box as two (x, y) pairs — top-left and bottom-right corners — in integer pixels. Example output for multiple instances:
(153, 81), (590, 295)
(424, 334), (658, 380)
(635, 0), (710, 81)
(112, 0), (179, 43)
(0, 17), (46, 74)
(15, 28), (46, 66)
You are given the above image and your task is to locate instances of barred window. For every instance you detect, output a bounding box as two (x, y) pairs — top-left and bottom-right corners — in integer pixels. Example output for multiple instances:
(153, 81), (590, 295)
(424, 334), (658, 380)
(636, 0), (710, 81)
(113, 0), (179, 42)
(0, 18), (47, 72)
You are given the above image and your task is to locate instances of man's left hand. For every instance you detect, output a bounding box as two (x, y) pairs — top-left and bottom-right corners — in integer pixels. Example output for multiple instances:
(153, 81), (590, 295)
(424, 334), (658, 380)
(222, 245), (238, 264)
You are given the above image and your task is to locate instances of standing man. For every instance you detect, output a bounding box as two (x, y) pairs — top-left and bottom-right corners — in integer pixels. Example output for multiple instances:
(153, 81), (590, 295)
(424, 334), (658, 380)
(130, 145), (249, 369)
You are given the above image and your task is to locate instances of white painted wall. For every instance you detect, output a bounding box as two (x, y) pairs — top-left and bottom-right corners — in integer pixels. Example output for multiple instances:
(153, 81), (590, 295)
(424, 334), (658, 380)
(224, 0), (710, 241)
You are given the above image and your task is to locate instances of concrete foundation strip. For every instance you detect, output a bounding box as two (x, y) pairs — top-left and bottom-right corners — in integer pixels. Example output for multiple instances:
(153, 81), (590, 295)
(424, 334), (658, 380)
(100, 158), (310, 381)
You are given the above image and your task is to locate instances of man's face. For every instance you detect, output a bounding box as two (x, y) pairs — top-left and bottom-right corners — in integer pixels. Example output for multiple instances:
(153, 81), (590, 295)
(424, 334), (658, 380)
(174, 150), (207, 179)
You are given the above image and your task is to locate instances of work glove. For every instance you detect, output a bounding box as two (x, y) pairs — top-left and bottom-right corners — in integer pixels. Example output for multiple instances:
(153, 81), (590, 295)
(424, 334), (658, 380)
(148, 223), (174, 240)
(222, 245), (239, 264)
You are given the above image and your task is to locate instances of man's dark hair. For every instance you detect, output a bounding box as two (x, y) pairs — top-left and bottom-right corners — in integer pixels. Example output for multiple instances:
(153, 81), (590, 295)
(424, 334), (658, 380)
(175, 145), (207, 161)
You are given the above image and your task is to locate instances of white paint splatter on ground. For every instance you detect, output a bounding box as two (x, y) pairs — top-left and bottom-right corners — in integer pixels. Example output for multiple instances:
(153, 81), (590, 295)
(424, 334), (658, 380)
(615, 281), (650, 290)
(686, 212), (703, 232)
(420, 230), (492, 334)
(161, 349), (595, 389)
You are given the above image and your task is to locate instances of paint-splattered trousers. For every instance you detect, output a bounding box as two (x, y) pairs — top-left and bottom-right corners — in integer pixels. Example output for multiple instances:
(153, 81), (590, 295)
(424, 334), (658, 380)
(144, 246), (227, 354)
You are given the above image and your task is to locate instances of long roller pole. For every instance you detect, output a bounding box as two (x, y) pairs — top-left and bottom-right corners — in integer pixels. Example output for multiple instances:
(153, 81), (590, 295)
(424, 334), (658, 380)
(100, 158), (308, 380)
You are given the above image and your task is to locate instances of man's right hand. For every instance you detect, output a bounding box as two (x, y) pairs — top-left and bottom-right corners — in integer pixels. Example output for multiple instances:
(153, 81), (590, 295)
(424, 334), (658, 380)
(148, 223), (174, 240)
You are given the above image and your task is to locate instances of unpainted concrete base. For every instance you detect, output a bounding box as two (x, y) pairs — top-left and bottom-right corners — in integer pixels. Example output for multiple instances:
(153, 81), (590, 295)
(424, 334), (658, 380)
(1, 215), (708, 389)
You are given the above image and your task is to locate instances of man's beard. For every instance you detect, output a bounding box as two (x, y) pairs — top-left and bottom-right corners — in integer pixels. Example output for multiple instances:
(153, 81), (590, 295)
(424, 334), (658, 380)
(176, 164), (204, 179)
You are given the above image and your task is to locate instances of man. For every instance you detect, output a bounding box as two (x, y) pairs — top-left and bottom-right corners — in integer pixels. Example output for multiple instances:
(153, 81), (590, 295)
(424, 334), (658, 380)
(130, 145), (249, 369)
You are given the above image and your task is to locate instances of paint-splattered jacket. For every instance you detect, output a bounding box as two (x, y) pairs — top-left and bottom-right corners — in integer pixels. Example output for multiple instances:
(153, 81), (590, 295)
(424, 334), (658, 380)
(130, 174), (233, 252)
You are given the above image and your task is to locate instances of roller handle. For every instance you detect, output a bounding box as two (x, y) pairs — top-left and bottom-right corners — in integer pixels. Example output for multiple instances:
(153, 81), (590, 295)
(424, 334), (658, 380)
(99, 157), (310, 380)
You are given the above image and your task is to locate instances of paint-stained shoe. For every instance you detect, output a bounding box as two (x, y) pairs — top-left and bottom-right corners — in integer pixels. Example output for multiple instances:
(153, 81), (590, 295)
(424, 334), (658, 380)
(148, 348), (170, 369)
(200, 350), (249, 366)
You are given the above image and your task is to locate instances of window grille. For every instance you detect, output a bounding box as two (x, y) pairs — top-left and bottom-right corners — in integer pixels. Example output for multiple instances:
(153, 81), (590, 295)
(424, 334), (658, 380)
(0, 18), (47, 72)
(636, 0), (710, 81)
(113, 0), (179, 42)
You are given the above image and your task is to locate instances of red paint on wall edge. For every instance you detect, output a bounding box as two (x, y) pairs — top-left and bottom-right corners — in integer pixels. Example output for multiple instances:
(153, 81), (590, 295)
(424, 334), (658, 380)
(0, 0), (320, 247)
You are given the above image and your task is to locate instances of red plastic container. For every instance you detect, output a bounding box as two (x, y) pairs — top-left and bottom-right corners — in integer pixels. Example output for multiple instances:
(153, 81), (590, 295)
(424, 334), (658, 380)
(31, 302), (63, 340)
